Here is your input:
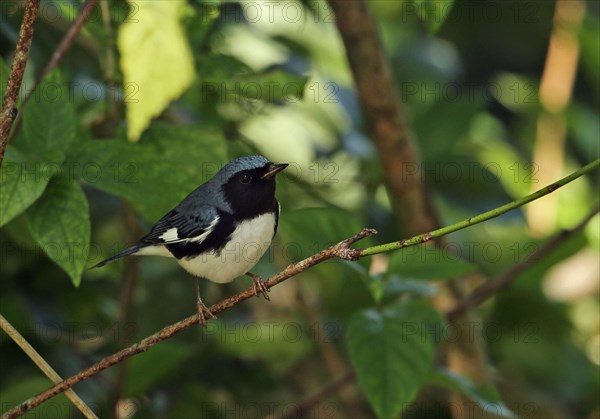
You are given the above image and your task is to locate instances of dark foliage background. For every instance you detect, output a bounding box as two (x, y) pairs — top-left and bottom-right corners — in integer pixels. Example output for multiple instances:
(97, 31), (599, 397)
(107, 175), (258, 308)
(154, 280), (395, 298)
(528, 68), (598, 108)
(1, 0), (598, 418)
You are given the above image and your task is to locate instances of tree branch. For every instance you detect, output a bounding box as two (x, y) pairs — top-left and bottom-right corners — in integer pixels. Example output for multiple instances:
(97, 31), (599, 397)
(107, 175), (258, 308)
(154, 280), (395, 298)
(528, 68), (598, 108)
(2, 229), (377, 419)
(447, 206), (599, 320)
(0, 315), (98, 419)
(327, 0), (439, 236)
(264, 370), (357, 419)
(0, 0), (40, 166)
(37, 0), (100, 85)
(360, 158), (600, 257)
(270, 207), (598, 418)
(4, 159), (598, 418)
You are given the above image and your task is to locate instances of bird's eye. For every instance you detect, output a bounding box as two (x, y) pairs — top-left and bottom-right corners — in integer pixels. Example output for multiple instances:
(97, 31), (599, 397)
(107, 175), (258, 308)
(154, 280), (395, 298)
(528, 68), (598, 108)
(239, 173), (252, 184)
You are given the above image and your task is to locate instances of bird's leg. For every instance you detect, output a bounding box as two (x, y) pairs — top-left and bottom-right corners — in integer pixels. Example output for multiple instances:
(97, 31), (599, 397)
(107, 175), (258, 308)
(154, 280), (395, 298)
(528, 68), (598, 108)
(195, 276), (216, 328)
(246, 272), (270, 300)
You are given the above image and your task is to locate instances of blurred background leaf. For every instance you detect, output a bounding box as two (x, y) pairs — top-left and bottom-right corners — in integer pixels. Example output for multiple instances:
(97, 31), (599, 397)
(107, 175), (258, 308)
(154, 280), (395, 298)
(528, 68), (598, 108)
(1, 0), (598, 417)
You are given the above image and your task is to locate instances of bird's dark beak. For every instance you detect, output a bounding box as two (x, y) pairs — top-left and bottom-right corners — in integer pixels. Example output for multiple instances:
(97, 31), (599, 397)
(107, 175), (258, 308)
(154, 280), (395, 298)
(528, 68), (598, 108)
(262, 163), (288, 179)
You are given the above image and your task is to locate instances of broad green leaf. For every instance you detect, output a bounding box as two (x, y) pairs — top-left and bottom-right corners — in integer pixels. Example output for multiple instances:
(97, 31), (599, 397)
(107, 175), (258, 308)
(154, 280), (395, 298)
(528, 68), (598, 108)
(118, 0), (195, 141)
(388, 246), (475, 280)
(347, 300), (445, 418)
(70, 124), (228, 221)
(26, 176), (90, 286)
(123, 342), (193, 397)
(412, 0), (455, 34)
(429, 369), (516, 418)
(0, 71), (77, 227)
(22, 71), (76, 155)
(0, 146), (57, 227)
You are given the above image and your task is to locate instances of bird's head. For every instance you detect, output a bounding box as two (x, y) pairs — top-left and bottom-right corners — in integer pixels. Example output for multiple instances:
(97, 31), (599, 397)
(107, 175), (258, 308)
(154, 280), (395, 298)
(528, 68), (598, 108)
(219, 156), (288, 218)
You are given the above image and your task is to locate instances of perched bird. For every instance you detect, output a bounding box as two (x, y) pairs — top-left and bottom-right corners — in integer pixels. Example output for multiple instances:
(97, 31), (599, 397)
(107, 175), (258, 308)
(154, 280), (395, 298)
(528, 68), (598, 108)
(91, 155), (288, 326)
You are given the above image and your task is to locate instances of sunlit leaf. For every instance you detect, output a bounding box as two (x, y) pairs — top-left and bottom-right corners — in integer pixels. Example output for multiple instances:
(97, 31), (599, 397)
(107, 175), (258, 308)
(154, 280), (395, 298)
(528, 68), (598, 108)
(118, 0), (196, 141)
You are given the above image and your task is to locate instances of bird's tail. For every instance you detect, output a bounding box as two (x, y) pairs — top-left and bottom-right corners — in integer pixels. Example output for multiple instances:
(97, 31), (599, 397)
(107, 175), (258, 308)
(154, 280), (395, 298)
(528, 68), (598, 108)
(89, 243), (148, 269)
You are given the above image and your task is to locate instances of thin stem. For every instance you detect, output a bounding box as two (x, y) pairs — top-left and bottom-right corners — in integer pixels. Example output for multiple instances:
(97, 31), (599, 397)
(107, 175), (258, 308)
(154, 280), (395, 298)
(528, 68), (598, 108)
(36, 0), (100, 86)
(264, 371), (357, 419)
(4, 159), (598, 418)
(0, 315), (98, 419)
(0, 0), (40, 166)
(2, 229), (376, 419)
(447, 207), (599, 320)
(360, 158), (600, 257)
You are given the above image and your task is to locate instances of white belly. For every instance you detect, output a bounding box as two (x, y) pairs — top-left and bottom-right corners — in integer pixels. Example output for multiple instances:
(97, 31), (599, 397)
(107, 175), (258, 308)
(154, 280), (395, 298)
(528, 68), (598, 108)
(177, 213), (276, 283)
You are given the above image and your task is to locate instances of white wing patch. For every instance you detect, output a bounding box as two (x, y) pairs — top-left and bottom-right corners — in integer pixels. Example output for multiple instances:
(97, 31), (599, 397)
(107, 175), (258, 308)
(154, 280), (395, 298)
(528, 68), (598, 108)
(178, 213), (276, 282)
(157, 216), (220, 244)
(159, 228), (180, 243)
(190, 216), (220, 243)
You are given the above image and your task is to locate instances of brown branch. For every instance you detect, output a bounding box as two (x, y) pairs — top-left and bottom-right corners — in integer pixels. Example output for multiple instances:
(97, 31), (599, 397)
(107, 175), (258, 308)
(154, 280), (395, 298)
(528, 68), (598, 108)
(5, 202), (597, 417)
(267, 209), (599, 418)
(264, 370), (357, 419)
(110, 202), (141, 414)
(327, 0), (439, 236)
(36, 0), (100, 86)
(2, 228), (377, 419)
(447, 207), (599, 320)
(0, 0), (40, 166)
(326, 1), (491, 412)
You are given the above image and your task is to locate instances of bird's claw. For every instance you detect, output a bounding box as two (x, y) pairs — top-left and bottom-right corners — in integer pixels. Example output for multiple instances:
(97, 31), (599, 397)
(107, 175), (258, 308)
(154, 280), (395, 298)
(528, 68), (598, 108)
(196, 298), (216, 328)
(248, 273), (270, 301)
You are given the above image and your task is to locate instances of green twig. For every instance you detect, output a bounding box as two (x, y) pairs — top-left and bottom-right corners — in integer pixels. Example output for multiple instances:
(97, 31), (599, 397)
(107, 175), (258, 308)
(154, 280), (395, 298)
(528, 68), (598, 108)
(3, 159), (599, 418)
(359, 158), (600, 257)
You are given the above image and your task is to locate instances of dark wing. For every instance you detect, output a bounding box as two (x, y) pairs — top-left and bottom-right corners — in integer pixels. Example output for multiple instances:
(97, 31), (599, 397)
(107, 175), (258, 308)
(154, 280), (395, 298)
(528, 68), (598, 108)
(142, 205), (220, 245)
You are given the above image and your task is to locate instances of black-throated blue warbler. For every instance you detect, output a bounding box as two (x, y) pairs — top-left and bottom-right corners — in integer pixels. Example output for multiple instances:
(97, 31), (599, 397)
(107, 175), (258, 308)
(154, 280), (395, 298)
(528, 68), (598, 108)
(91, 155), (288, 326)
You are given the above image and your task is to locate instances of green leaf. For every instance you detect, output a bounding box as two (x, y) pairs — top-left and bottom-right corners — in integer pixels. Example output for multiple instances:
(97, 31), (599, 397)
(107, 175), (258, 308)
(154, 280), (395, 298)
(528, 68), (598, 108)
(1, 71), (77, 227)
(347, 300), (445, 418)
(412, 0), (455, 33)
(123, 341), (193, 397)
(278, 207), (367, 260)
(70, 124), (228, 221)
(0, 146), (57, 227)
(118, 0), (196, 141)
(388, 246), (475, 280)
(26, 176), (90, 286)
(22, 71), (76, 156)
(429, 369), (517, 418)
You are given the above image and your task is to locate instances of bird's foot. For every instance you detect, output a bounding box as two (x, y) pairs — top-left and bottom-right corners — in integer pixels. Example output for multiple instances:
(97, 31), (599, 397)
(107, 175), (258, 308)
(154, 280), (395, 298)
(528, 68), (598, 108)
(247, 272), (270, 300)
(196, 297), (216, 328)
(195, 277), (216, 328)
